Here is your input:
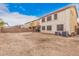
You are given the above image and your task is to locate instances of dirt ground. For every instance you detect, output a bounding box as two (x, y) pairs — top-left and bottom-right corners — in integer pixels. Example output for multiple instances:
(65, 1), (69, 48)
(0, 32), (79, 56)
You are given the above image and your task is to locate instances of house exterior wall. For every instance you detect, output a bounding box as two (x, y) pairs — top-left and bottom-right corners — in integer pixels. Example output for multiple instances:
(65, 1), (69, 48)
(24, 22), (31, 28)
(31, 20), (40, 27)
(40, 6), (77, 35)
(30, 20), (40, 32)
(24, 20), (41, 32)
(69, 7), (78, 34)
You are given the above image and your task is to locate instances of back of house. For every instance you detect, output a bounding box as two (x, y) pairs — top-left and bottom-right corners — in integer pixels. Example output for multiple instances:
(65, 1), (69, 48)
(40, 6), (78, 36)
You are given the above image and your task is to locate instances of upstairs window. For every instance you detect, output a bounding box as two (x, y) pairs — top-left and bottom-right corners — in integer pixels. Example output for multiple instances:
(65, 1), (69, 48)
(54, 14), (57, 20)
(42, 17), (45, 22)
(47, 15), (52, 21)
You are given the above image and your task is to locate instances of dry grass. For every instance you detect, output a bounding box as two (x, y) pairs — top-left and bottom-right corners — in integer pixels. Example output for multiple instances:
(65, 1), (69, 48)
(0, 32), (79, 56)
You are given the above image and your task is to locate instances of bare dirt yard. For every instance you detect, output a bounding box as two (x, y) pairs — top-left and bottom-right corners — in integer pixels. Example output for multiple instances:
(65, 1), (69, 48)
(0, 32), (79, 56)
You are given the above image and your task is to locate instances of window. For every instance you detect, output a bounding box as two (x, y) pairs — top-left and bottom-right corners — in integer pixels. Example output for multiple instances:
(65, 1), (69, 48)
(42, 17), (45, 22)
(47, 25), (52, 30)
(42, 26), (45, 30)
(47, 15), (52, 21)
(54, 14), (57, 20)
(57, 24), (64, 31)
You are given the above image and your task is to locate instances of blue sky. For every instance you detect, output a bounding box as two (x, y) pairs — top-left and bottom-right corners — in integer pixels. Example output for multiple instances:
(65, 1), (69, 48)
(7, 3), (70, 16)
(0, 3), (78, 26)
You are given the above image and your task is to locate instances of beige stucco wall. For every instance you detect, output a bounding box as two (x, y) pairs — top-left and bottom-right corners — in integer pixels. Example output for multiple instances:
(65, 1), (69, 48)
(31, 20), (40, 27)
(23, 22), (31, 28)
(24, 19), (40, 28)
(69, 7), (78, 34)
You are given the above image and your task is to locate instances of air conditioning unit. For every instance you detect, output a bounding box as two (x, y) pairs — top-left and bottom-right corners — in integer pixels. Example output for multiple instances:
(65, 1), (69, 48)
(62, 31), (69, 37)
(55, 31), (62, 36)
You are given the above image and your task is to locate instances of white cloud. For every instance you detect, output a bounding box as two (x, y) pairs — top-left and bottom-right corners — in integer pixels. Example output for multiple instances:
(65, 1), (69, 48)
(0, 3), (9, 15)
(0, 4), (38, 26)
(0, 12), (38, 26)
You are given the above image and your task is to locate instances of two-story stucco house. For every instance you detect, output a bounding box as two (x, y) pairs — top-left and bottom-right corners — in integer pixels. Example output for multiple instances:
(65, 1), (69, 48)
(39, 6), (78, 36)
(24, 19), (40, 32)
